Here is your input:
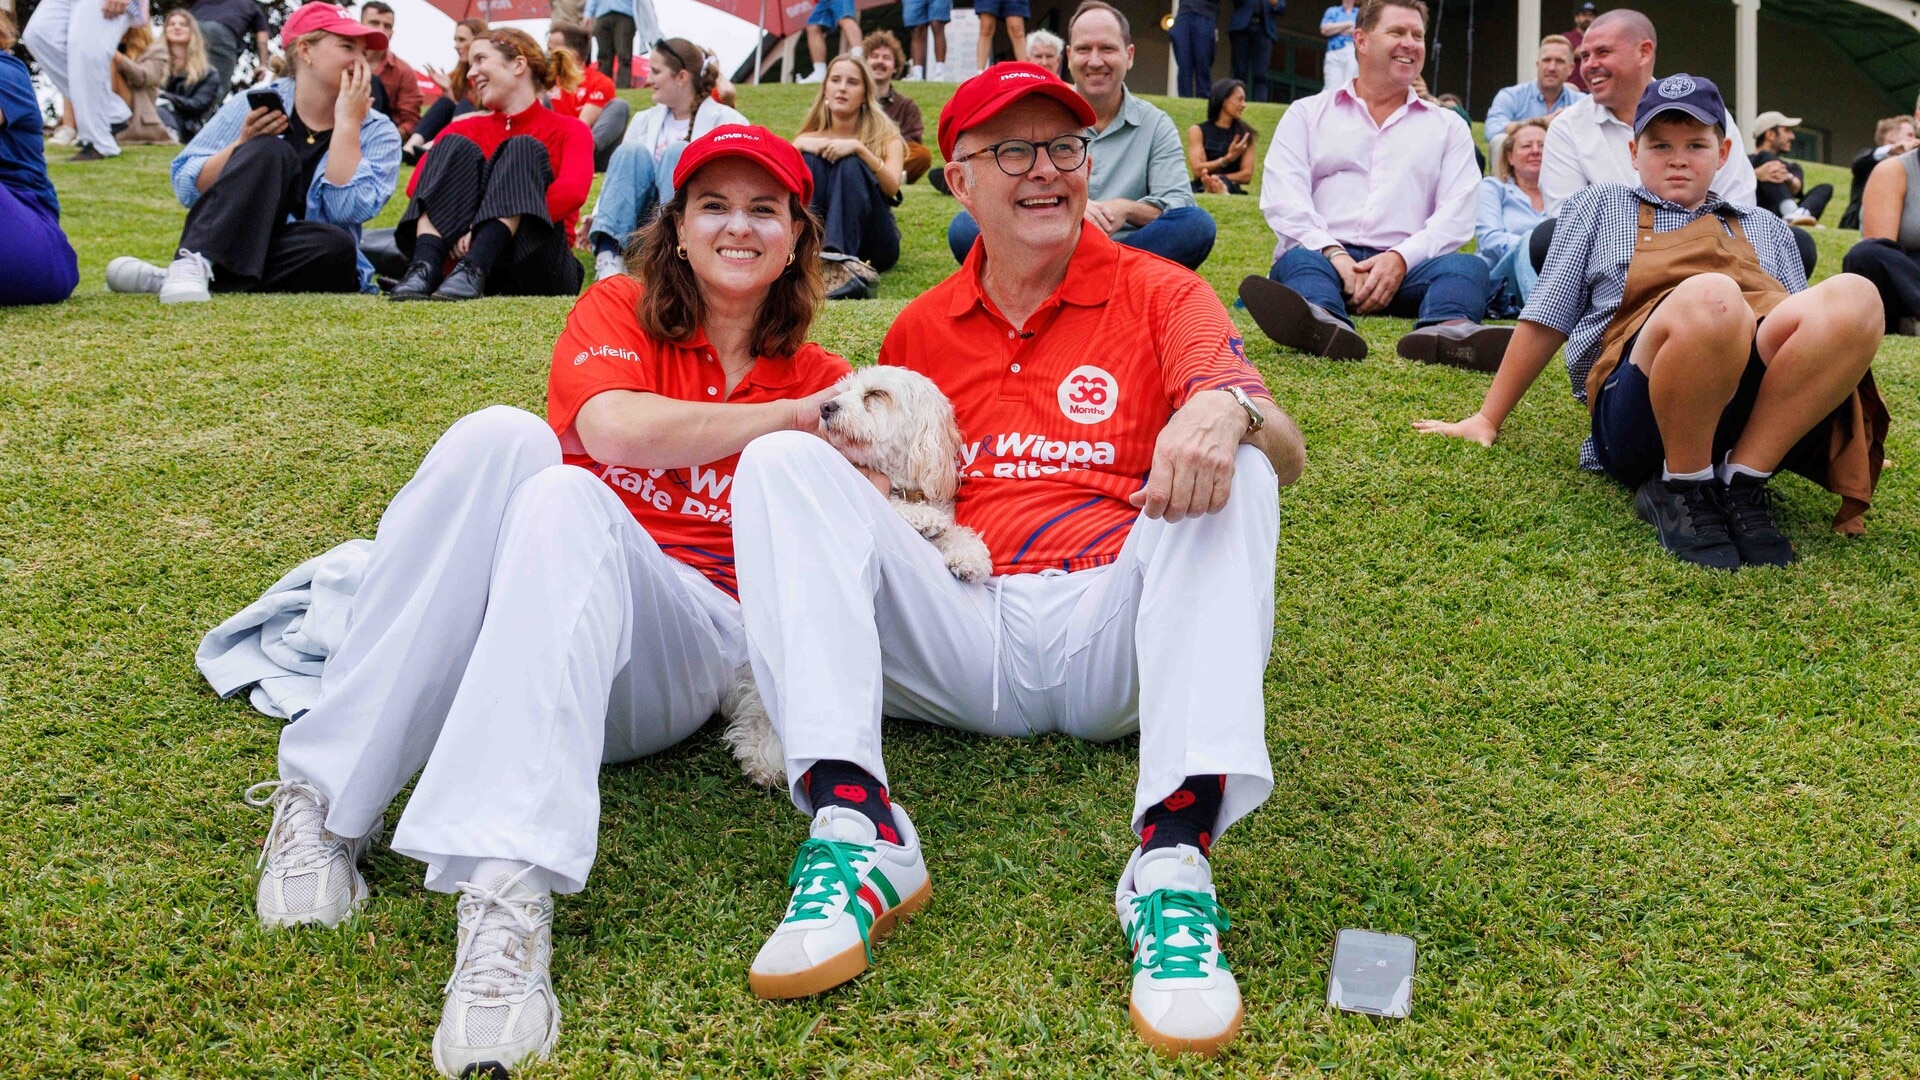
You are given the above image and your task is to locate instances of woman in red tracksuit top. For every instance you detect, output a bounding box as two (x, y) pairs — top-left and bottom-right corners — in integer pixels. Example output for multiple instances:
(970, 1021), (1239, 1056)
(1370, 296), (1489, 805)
(390, 27), (593, 301)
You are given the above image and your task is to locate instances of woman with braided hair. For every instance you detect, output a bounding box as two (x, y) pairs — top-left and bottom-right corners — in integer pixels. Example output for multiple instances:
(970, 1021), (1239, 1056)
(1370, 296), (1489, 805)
(390, 28), (593, 301)
(587, 37), (745, 282)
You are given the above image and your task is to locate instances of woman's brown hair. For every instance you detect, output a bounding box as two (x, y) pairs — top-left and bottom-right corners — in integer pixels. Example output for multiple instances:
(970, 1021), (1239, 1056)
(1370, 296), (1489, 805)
(632, 187), (826, 360)
(654, 38), (721, 141)
(452, 27), (580, 99)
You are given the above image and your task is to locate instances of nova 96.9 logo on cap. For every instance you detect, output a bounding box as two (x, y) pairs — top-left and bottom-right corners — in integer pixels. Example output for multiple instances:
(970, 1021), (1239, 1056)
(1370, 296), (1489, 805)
(1058, 365), (1118, 424)
(1657, 75), (1696, 99)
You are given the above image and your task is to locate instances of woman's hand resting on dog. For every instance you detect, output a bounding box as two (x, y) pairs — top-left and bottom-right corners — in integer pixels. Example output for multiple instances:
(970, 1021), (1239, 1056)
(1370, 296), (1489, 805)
(791, 387), (891, 495)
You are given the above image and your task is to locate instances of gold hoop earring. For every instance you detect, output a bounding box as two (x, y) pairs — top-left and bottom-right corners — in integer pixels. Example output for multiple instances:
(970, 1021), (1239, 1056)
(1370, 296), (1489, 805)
(675, 244), (688, 260)
(785, 251), (795, 266)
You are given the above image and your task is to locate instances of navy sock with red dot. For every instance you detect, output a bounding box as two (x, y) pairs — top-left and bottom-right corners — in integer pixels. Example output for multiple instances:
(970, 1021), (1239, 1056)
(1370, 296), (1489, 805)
(1140, 775), (1226, 855)
(802, 759), (900, 845)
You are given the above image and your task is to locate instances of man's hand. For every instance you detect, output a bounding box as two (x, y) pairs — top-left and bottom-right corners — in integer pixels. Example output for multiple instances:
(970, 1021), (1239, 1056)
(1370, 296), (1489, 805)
(102, 0), (128, 17)
(1411, 411), (1499, 446)
(1349, 249), (1406, 313)
(1327, 249), (1363, 298)
(1756, 159), (1792, 185)
(235, 105), (289, 144)
(1128, 391), (1245, 522)
(335, 58), (373, 132)
(1084, 199), (1124, 235)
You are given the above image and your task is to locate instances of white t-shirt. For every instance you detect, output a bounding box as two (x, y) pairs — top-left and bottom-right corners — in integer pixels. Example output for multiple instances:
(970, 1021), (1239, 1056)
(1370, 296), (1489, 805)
(1540, 94), (1757, 214)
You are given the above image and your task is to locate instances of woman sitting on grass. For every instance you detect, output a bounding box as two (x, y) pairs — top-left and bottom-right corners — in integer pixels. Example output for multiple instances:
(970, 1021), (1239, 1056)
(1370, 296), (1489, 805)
(794, 53), (905, 300)
(1187, 78), (1255, 194)
(403, 16), (487, 163)
(587, 37), (744, 283)
(1476, 115), (1550, 315)
(388, 29), (592, 301)
(0, 10), (78, 306)
(242, 125), (849, 1079)
(104, 2), (400, 303)
(157, 8), (221, 144)
(110, 21), (175, 145)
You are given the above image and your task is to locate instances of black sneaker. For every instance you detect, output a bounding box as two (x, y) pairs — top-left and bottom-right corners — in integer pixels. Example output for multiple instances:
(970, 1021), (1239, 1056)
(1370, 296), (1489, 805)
(1633, 477), (1741, 570)
(1722, 473), (1797, 566)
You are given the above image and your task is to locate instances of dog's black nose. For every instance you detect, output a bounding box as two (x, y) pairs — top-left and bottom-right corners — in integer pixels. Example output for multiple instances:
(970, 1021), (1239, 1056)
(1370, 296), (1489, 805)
(819, 401), (840, 421)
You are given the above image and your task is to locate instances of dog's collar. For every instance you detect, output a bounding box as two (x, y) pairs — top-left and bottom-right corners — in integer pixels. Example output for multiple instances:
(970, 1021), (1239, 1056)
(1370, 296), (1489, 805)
(895, 488), (928, 504)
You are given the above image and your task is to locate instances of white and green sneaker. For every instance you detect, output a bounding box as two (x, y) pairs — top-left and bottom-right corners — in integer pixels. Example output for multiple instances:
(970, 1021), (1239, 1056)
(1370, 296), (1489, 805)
(749, 803), (931, 999)
(431, 866), (559, 1079)
(1117, 844), (1244, 1057)
(245, 779), (378, 929)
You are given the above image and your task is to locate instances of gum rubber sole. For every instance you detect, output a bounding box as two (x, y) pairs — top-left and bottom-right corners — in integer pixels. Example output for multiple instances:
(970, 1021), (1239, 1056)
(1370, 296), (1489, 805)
(1238, 276), (1369, 361)
(748, 877), (932, 1000)
(1130, 1001), (1245, 1058)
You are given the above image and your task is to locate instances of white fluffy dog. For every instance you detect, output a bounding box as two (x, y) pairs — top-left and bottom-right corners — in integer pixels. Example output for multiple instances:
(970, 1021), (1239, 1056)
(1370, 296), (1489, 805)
(720, 366), (992, 787)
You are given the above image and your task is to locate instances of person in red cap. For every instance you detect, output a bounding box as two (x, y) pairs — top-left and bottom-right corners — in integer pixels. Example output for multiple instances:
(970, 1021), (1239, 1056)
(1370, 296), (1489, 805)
(387, 28), (593, 301)
(234, 124), (848, 1078)
(734, 62), (1305, 1059)
(104, 0), (401, 303)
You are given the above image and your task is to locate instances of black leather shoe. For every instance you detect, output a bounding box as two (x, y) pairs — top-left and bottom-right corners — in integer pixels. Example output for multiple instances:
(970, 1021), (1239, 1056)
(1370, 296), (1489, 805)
(431, 259), (488, 301)
(1634, 478), (1741, 570)
(388, 261), (440, 301)
(1722, 473), (1797, 566)
(1238, 275), (1368, 360)
(1396, 321), (1514, 372)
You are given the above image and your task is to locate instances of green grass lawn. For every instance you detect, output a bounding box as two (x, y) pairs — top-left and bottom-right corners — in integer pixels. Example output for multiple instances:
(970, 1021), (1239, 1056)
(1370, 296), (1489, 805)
(2, 85), (1917, 1076)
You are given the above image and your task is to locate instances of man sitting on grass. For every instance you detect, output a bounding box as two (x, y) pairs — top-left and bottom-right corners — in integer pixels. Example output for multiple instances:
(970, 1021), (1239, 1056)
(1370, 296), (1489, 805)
(1414, 75), (1888, 569)
(731, 61), (1305, 1058)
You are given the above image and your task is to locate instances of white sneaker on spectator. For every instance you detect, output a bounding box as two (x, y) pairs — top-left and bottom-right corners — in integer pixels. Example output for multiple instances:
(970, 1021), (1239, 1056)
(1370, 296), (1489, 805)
(245, 779), (378, 928)
(432, 866), (560, 1079)
(49, 125), (78, 146)
(797, 67), (825, 84)
(158, 249), (214, 304)
(904, 64), (924, 81)
(1118, 844), (1244, 1057)
(929, 62), (949, 81)
(1786, 210), (1820, 227)
(106, 256), (166, 294)
(594, 250), (624, 282)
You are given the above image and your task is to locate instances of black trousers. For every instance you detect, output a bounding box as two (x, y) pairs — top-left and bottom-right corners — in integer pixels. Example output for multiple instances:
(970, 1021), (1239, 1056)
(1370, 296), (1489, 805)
(398, 132), (583, 297)
(1229, 30), (1272, 102)
(1757, 178), (1834, 221)
(414, 95), (476, 144)
(177, 137), (361, 294)
(594, 12), (637, 89)
(805, 152), (900, 271)
(1841, 238), (1920, 333)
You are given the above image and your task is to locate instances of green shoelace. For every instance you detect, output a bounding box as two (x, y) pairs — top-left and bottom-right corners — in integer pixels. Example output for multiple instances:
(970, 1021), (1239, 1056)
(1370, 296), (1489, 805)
(1131, 888), (1230, 980)
(783, 837), (877, 958)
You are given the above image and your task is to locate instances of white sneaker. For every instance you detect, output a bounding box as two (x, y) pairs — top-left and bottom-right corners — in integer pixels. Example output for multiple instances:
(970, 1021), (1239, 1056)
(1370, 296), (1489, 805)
(904, 64), (924, 81)
(158, 248), (213, 304)
(750, 803), (930, 999)
(1117, 845), (1243, 1057)
(929, 62), (948, 81)
(594, 249), (624, 282)
(797, 66), (825, 84)
(106, 256), (166, 294)
(245, 779), (378, 929)
(432, 866), (560, 1079)
(49, 125), (78, 146)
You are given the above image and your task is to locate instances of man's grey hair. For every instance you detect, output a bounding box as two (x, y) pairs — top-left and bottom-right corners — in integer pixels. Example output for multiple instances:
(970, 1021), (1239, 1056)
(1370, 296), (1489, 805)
(1589, 8), (1657, 47)
(1026, 28), (1064, 55)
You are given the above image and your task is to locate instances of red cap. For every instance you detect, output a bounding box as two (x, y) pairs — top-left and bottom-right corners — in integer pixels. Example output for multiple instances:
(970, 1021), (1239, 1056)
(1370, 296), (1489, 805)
(672, 125), (813, 204)
(281, 2), (388, 52)
(937, 62), (1095, 161)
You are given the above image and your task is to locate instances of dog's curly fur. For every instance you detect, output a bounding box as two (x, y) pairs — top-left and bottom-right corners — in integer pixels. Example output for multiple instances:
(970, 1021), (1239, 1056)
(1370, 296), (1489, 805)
(719, 367), (991, 787)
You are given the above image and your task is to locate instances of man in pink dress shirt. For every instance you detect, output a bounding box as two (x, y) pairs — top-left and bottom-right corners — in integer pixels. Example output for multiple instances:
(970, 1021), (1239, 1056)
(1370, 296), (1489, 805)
(1239, 0), (1512, 371)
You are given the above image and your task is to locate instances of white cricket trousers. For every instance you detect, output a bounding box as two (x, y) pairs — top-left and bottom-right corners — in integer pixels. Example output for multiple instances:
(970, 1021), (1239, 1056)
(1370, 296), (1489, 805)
(1323, 45), (1358, 92)
(732, 431), (1279, 839)
(23, 0), (133, 156)
(275, 406), (744, 894)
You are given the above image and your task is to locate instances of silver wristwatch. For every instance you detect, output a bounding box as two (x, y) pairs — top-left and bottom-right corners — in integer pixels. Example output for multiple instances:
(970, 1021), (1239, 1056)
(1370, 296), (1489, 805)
(1226, 386), (1265, 434)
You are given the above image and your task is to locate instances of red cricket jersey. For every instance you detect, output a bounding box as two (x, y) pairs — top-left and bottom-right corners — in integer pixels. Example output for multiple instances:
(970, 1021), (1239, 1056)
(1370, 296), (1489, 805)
(550, 68), (615, 119)
(547, 277), (853, 595)
(410, 102), (595, 244)
(879, 226), (1273, 576)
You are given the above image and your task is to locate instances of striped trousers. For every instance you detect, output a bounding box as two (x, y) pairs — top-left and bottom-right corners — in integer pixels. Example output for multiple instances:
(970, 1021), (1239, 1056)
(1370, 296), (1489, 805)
(398, 133), (584, 297)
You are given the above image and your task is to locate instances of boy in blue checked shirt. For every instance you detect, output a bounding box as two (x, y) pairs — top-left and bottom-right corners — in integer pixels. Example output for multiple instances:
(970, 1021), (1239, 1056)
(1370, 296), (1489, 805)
(1416, 74), (1888, 569)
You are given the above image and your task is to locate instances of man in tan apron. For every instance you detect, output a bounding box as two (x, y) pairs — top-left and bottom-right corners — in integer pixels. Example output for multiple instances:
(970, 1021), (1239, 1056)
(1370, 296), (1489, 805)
(1416, 74), (1887, 569)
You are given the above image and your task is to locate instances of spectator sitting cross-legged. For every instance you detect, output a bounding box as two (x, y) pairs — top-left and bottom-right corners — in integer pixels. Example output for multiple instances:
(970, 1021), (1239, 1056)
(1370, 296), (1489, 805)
(405, 17), (487, 163)
(157, 8), (222, 144)
(1840, 140), (1920, 335)
(1477, 116), (1550, 315)
(951, 2), (1217, 270)
(548, 22), (627, 171)
(1482, 32), (1584, 162)
(389, 29), (594, 301)
(23, 0), (147, 161)
(1188, 77), (1256, 194)
(863, 29), (933, 184)
(1749, 110), (1832, 226)
(794, 54), (906, 300)
(106, 2), (401, 303)
(588, 37), (744, 283)
(360, 2), (422, 141)
(111, 21), (177, 145)
(0, 11), (80, 306)
(1418, 74), (1888, 569)
(1842, 112), (1917, 230)
(1242, 0), (1508, 369)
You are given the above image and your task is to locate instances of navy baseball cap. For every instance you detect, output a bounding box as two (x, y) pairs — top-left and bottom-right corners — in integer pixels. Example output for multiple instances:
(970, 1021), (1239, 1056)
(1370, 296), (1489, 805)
(1576, 1), (1596, 12)
(1633, 74), (1726, 135)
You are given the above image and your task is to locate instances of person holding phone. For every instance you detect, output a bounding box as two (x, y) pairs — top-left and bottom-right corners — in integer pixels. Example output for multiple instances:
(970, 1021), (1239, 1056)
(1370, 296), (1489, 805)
(105, 2), (401, 303)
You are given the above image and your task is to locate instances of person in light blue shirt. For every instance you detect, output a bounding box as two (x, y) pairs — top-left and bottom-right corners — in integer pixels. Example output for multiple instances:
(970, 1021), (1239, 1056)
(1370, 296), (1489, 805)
(1483, 34), (1584, 160)
(1476, 116), (1550, 314)
(1320, 0), (1358, 88)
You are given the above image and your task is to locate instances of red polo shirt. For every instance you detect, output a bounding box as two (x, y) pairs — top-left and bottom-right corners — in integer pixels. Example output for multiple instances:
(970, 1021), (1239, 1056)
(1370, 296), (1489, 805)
(548, 277), (853, 595)
(879, 226), (1273, 576)
(411, 103), (595, 244)
(551, 68), (616, 120)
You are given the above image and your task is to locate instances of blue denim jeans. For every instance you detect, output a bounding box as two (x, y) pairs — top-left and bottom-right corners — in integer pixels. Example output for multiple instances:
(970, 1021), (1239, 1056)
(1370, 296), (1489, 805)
(591, 141), (680, 250)
(948, 204), (1217, 270)
(1268, 245), (1490, 326)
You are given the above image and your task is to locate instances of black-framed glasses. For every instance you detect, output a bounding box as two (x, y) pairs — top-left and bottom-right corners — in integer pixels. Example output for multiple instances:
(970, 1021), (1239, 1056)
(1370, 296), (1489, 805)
(954, 134), (1091, 176)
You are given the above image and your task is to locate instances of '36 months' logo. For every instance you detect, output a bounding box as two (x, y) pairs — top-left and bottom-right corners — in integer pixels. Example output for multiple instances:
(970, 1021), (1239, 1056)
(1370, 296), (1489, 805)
(1057, 365), (1118, 424)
